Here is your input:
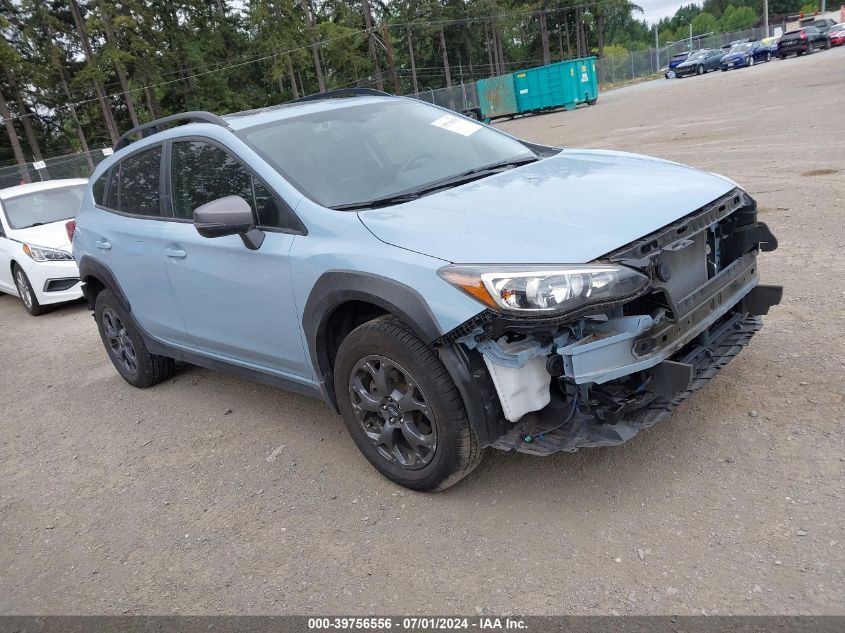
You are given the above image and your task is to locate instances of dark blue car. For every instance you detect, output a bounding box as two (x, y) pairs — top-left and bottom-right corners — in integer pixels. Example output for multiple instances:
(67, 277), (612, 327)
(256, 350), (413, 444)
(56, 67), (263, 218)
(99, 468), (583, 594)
(720, 41), (771, 70)
(665, 51), (691, 78)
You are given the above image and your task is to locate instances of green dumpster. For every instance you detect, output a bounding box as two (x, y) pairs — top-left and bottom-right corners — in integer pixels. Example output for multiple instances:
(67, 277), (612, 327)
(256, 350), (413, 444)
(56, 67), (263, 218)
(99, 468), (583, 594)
(476, 74), (518, 121)
(513, 64), (569, 112)
(475, 56), (599, 121)
(513, 57), (598, 114)
(567, 57), (599, 105)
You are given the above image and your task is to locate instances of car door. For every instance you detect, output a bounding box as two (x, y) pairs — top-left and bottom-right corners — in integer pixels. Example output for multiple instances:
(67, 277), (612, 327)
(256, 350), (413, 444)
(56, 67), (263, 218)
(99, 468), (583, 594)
(0, 209), (16, 293)
(707, 50), (719, 70)
(160, 138), (310, 379)
(89, 146), (191, 347)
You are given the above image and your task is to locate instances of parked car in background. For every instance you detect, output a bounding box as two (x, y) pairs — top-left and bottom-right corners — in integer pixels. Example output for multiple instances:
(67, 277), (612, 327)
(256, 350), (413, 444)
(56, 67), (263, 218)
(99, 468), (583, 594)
(673, 49), (724, 76)
(665, 51), (691, 78)
(828, 23), (845, 46)
(722, 38), (751, 50)
(759, 36), (780, 57)
(72, 90), (781, 490)
(720, 41), (769, 70)
(0, 179), (86, 315)
(799, 16), (837, 36)
(778, 26), (830, 57)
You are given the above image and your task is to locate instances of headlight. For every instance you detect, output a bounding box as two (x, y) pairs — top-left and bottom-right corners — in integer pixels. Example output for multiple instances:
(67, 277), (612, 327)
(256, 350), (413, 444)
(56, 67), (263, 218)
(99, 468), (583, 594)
(23, 244), (74, 262)
(439, 264), (649, 316)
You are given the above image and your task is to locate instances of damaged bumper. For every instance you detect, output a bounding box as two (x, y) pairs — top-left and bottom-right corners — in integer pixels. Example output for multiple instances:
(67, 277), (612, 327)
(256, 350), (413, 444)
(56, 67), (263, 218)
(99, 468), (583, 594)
(440, 188), (782, 454)
(493, 310), (765, 454)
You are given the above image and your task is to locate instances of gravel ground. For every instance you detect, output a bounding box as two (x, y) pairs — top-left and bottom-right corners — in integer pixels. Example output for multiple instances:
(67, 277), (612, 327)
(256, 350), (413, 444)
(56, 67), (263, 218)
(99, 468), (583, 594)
(1, 48), (843, 616)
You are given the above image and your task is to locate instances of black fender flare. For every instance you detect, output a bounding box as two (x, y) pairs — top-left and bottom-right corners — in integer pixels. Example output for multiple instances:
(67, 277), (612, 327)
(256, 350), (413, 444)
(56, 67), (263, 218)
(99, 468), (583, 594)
(77, 255), (131, 312)
(302, 271), (442, 408)
(302, 271), (505, 445)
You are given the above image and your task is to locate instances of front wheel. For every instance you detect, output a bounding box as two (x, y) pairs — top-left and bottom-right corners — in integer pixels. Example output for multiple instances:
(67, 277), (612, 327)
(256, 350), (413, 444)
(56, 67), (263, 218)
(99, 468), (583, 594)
(13, 264), (45, 316)
(748, 56), (755, 66)
(95, 289), (174, 388)
(766, 52), (772, 62)
(697, 65), (704, 75)
(334, 317), (482, 491)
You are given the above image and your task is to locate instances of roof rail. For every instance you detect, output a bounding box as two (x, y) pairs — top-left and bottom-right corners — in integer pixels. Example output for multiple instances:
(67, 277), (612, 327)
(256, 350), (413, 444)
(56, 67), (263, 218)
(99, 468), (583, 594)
(115, 111), (230, 150)
(291, 87), (392, 104)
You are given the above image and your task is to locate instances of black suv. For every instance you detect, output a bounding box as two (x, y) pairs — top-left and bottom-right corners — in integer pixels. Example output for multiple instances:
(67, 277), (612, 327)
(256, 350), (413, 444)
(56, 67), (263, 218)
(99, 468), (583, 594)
(778, 26), (830, 57)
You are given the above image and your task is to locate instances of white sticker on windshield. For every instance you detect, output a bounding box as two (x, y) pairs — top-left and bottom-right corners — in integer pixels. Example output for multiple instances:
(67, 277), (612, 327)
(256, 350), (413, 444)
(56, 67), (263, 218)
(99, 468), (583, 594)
(430, 114), (482, 137)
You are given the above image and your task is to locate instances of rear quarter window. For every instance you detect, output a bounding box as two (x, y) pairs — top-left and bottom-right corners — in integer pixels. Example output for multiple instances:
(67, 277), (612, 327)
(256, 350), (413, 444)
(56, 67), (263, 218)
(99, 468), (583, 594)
(92, 171), (108, 206)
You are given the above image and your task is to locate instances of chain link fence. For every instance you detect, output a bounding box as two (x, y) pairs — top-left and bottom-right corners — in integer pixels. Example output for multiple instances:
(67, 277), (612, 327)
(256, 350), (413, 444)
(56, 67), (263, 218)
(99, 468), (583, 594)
(409, 25), (781, 112)
(0, 148), (112, 190)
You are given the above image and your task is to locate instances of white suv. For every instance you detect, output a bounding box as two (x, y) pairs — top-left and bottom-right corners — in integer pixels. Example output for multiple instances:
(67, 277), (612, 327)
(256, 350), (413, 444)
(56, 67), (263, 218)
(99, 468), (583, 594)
(0, 179), (87, 315)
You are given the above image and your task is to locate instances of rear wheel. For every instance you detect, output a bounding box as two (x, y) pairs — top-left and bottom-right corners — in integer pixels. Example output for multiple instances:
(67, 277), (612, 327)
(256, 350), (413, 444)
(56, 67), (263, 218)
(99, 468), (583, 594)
(95, 289), (174, 388)
(13, 264), (45, 316)
(334, 317), (481, 491)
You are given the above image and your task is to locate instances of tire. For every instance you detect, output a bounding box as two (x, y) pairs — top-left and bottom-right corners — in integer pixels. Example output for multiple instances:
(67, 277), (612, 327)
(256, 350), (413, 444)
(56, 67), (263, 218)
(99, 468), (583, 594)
(779, 54), (785, 60)
(94, 289), (174, 388)
(823, 40), (830, 50)
(766, 52), (772, 62)
(13, 264), (46, 316)
(697, 65), (704, 75)
(748, 56), (754, 66)
(334, 316), (482, 491)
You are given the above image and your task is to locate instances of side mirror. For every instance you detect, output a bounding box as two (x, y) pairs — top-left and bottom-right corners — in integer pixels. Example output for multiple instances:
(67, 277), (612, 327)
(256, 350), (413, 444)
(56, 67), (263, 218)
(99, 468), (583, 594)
(193, 195), (264, 250)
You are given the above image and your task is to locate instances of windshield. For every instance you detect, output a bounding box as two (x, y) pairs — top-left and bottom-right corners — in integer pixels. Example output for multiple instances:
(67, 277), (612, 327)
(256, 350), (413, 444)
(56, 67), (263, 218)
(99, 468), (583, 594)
(241, 100), (536, 208)
(688, 51), (708, 61)
(1, 185), (84, 230)
(729, 43), (754, 53)
(671, 53), (688, 61)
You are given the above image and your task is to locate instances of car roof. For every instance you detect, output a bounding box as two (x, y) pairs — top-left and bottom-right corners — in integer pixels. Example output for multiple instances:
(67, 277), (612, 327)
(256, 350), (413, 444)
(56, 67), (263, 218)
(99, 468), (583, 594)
(222, 95), (403, 132)
(0, 178), (88, 200)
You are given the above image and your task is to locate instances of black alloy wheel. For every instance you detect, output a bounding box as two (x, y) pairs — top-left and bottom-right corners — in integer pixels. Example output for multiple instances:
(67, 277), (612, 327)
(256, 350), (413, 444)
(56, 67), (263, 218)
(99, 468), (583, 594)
(348, 355), (437, 469)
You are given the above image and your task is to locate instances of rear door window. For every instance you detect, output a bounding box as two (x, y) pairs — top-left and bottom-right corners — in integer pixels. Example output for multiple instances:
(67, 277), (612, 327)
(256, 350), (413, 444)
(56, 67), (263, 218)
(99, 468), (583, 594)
(109, 146), (163, 217)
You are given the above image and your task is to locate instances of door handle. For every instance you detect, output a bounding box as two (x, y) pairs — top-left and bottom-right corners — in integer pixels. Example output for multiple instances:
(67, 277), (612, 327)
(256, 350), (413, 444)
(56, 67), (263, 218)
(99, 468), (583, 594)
(95, 239), (111, 251)
(164, 247), (187, 259)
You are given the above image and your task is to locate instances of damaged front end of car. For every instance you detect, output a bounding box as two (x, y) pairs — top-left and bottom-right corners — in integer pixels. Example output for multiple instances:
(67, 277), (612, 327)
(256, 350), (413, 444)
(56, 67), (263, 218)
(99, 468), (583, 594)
(436, 188), (782, 454)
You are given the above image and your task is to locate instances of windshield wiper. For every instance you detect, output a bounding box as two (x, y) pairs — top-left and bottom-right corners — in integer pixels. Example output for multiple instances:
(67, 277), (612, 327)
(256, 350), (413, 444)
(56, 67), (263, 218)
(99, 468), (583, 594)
(331, 155), (539, 211)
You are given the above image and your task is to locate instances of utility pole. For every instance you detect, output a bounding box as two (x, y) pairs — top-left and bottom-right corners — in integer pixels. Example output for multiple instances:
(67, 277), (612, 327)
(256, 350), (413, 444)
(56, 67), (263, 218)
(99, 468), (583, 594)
(655, 24), (659, 70)
(763, 0), (769, 36)
(689, 22), (693, 51)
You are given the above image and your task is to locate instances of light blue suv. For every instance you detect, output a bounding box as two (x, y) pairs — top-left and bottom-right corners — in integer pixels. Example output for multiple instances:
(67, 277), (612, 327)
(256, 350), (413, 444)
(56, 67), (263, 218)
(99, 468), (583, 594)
(73, 88), (781, 490)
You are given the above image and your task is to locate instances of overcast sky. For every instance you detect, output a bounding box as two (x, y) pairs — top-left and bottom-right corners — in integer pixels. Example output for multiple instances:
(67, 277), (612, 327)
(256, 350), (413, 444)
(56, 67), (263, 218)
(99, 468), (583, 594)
(639, 0), (700, 25)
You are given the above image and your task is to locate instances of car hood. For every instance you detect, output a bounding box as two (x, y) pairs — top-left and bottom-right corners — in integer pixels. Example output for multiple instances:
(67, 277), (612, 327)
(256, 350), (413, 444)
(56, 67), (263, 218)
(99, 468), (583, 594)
(722, 52), (748, 60)
(676, 60), (699, 68)
(357, 149), (736, 264)
(9, 221), (72, 251)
